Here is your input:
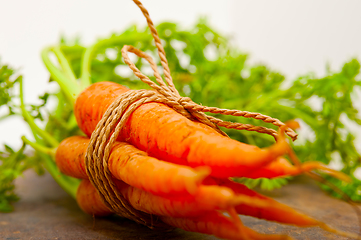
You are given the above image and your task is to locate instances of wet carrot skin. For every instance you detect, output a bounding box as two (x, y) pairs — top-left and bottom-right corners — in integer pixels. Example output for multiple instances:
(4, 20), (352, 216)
(74, 82), (289, 178)
(56, 135), (209, 196)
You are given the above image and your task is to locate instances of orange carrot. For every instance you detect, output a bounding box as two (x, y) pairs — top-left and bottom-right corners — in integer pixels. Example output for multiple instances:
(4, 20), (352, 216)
(56, 135), (210, 196)
(77, 176), (243, 218)
(161, 211), (292, 240)
(76, 179), (113, 216)
(74, 81), (289, 178)
(76, 179), (291, 239)
(114, 179), (242, 218)
(241, 157), (347, 180)
(215, 178), (358, 239)
(55, 136), (88, 179)
(213, 178), (323, 227)
(76, 178), (356, 239)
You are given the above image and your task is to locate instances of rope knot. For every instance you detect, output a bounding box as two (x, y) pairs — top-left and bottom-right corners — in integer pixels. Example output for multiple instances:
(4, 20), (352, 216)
(177, 96), (192, 107)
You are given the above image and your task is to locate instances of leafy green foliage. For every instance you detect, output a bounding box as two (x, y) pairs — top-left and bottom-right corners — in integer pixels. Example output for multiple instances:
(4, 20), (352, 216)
(0, 63), (48, 212)
(44, 91), (83, 143)
(321, 174), (361, 202)
(288, 59), (361, 167)
(28, 93), (50, 121)
(0, 62), (21, 119)
(233, 177), (290, 191)
(0, 145), (23, 212)
(0, 62), (53, 121)
(0, 144), (44, 212)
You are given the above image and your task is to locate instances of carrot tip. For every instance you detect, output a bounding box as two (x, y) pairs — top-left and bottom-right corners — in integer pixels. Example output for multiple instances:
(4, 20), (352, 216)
(194, 166), (212, 181)
(321, 169), (352, 183)
(185, 166), (211, 195)
(320, 223), (359, 239)
(231, 194), (271, 209)
(302, 162), (352, 183)
(226, 207), (294, 240)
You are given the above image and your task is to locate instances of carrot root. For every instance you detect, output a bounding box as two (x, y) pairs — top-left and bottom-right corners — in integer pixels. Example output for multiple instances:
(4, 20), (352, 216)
(74, 82), (292, 178)
(318, 223), (359, 239)
(76, 179), (113, 217)
(115, 179), (243, 218)
(216, 179), (327, 226)
(243, 159), (352, 181)
(161, 210), (293, 240)
(300, 162), (352, 183)
(56, 136), (211, 196)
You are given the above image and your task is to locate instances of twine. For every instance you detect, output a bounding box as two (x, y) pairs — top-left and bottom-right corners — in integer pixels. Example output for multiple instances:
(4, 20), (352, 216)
(84, 0), (298, 229)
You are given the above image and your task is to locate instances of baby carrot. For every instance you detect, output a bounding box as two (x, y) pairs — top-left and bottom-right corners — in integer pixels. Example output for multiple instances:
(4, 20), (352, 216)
(74, 81), (289, 178)
(78, 176), (255, 219)
(242, 157), (350, 180)
(76, 178), (356, 239)
(161, 211), (292, 240)
(56, 136), (210, 195)
(114, 179), (242, 218)
(216, 178), (359, 239)
(215, 178), (322, 227)
(76, 179), (113, 217)
(76, 178), (289, 239)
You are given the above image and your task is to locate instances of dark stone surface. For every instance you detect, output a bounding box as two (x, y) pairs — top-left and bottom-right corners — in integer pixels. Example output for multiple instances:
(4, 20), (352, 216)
(0, 171), (359, 240)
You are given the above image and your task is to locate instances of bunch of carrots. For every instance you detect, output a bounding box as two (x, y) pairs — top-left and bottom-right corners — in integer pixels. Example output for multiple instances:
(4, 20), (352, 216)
(15, 1), (358, 239)
(47, 81), (353, 240)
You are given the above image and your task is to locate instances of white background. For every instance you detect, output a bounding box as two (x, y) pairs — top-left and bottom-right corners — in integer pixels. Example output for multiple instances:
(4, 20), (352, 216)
(1, 0), (361, 151)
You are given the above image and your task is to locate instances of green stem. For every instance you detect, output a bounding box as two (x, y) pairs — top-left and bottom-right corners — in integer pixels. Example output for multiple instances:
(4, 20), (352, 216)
(41, 47), (81, 104)
(52, 47), (78, 84)
(39, 152), (79, 199)
(67, 113), (79, 130)
(80, 34), (151, 90)
(244, 133), (257, 146)
(20, 78), (79, 199)
(80, 44), (94, 89)
(7, 143), (26, 169)
(19, 77), (59, 147)
(34, 33), (150, 199)
(60, 45), (85, 55)
(21, 136), (56, 158)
